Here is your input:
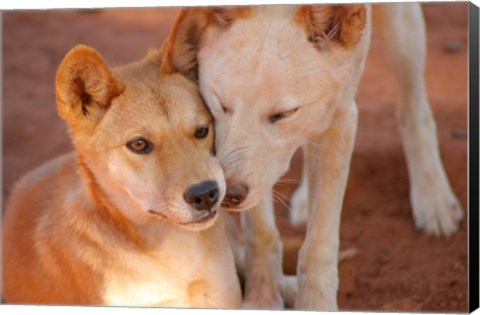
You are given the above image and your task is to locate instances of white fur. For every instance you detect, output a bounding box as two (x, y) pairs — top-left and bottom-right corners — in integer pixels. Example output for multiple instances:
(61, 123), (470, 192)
(192, 3), (463, 310)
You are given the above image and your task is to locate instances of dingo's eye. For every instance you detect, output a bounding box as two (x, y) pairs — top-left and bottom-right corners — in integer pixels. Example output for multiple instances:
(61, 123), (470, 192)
(269, 107), (299, 123)
(195, 125), (209, 139)
(127, 138), (152, 154)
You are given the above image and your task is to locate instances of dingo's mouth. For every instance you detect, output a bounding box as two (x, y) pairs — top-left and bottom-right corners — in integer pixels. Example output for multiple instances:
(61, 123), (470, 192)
(148, 209), (218, 226)
(221, 199), (259, 213)
(183, 210), (218, 226)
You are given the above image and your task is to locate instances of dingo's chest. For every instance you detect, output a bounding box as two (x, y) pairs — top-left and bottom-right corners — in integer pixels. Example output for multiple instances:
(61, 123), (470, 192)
(101, 226), (239, 308)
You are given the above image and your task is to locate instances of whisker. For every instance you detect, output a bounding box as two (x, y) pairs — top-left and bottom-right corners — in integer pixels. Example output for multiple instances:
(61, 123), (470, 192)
(272, 189), (290, 203)
(222, 145), (250, 161)
(221, 145), (251, 169)
(272, 190), (294, 214)
(276, 178), (301, 184)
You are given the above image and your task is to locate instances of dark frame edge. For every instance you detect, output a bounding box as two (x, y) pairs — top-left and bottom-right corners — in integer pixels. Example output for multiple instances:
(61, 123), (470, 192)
(469, 1), (480, 313)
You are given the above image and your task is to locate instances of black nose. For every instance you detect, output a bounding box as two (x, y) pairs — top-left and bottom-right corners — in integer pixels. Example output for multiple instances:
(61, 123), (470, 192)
(183, 181), (220, 211)
(222, 183), (249, 208)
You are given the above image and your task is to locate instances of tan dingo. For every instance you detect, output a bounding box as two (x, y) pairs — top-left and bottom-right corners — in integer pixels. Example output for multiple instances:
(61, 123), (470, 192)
(2, 44), (241, 308)
(162, 4), (464, 310)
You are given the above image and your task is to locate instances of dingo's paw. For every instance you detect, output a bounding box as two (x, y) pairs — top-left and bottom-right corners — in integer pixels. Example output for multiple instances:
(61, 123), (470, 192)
(411, 181), (463, 236)
(294, 276), (338, 311)
(281, 275), (298, 309)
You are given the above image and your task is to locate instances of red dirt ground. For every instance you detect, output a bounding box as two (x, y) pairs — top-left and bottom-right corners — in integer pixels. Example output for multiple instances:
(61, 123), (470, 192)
(2, 3), (469, 312)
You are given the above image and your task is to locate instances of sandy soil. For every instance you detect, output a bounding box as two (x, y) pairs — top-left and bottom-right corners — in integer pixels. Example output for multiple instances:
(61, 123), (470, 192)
(2, 3), (469, 312)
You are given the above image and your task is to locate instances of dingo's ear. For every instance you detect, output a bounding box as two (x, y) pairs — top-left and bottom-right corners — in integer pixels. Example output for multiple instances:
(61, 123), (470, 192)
(55, 45), (125, 131)
(161, 7), (250, 81)
(295, 4), (367, 50)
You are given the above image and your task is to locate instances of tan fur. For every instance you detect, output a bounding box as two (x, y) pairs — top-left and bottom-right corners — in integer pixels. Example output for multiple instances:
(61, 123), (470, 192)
(294, 5), (366, 50)
(2, 44), (241, 308)
(160, 6), (251, 81)
(164, 3), (463, 311)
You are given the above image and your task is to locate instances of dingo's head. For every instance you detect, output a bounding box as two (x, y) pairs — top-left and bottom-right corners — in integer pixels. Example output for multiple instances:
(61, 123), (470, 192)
(163, 5), (370, 210)
(56, 45), (224, 230)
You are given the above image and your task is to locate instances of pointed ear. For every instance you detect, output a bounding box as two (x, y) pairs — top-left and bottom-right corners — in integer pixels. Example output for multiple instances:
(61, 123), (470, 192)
(295, 4), (367, 51)
(55, 45), (125, 131)
(160, 7), (250, 81)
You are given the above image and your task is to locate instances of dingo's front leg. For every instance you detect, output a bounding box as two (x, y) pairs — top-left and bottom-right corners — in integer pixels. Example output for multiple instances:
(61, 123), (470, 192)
(373, 3), (463, 236)
(242, 190), (284, 309)
(295, 103), (358, 310)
